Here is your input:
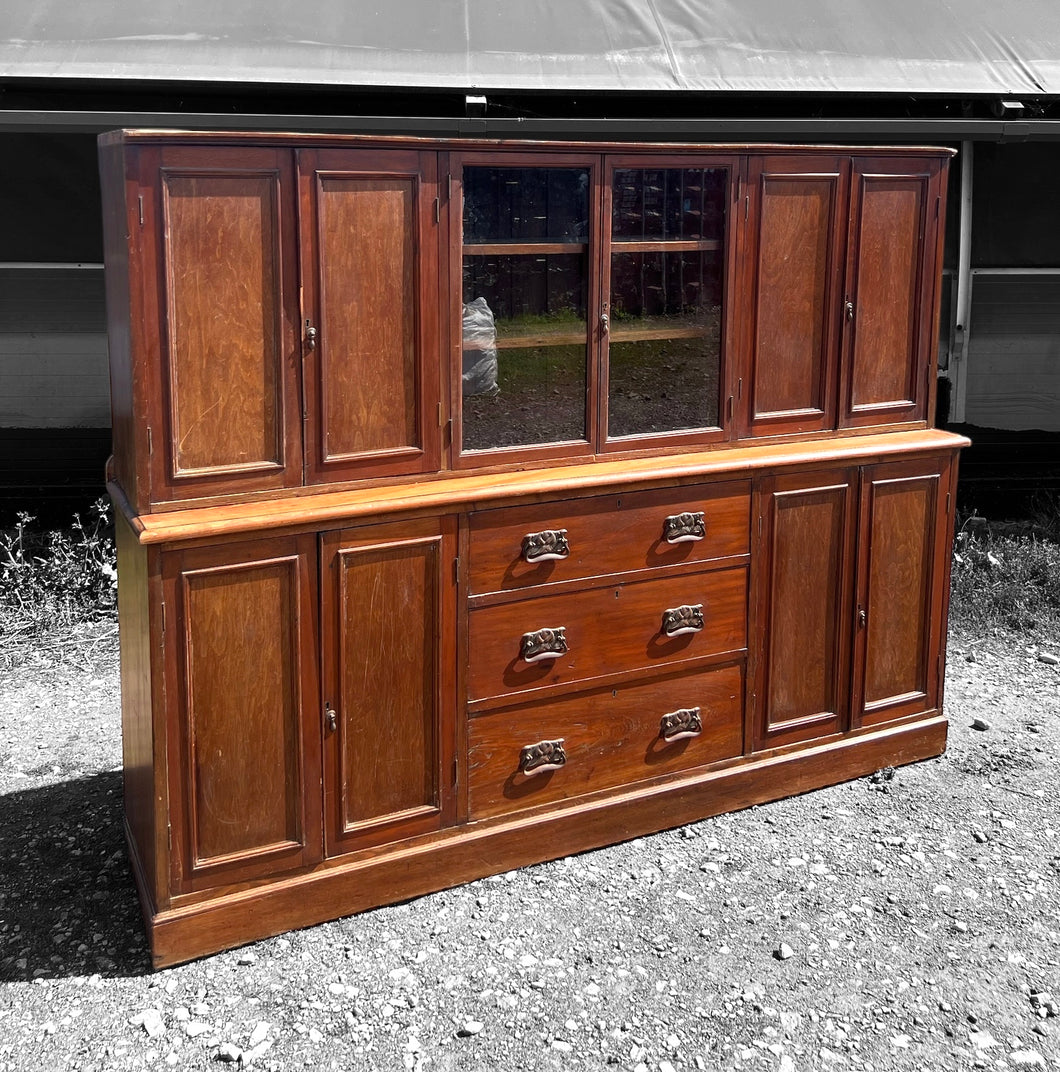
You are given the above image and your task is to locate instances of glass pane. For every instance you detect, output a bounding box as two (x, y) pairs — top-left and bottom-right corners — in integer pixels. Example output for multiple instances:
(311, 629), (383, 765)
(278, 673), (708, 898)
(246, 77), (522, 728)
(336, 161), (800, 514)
(607, 165), (728, 440)
(464, 167), (589, 243)
(612, 168), (727, 242)
(462, 165), (591, 452)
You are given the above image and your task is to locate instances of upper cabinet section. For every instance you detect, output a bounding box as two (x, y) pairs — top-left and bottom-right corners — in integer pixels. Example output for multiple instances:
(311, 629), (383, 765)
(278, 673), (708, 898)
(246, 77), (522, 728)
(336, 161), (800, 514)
(100, 133), (950, 514)
(101, 136), (441, 512)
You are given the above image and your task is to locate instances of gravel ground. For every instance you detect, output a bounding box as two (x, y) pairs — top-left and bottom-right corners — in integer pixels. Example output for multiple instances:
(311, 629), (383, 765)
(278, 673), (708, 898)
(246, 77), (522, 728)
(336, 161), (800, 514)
(1, 622), (1059, 1071)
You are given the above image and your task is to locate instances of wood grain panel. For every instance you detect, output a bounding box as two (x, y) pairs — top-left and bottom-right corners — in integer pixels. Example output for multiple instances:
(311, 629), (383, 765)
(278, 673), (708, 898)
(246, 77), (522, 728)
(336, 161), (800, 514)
(741, 157), (846, 438)
(467, 565), (747, 704)
(321, 517), (457, 855)
(162, 170), (285, 475)
(847, 174), (923, 409)
(300, 149), (440, 484)
(165, 536), (320, 891)
(468, 663), (744, 820)
(318, 176), (417, 456)
(853, 458), (949, 726)
(753, 470), (856, 748)
(754, 177), (835, 415)
(468, 480), (750, 596)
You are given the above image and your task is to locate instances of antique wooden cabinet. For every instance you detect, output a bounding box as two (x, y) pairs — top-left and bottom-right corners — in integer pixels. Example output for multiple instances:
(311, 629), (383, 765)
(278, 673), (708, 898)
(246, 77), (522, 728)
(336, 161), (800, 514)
(101, 131), (965, 966)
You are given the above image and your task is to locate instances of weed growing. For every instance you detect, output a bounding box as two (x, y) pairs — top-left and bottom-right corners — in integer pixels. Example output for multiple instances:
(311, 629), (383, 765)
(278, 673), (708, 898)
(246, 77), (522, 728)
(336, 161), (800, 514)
(0, 498), (117, 638)
(950, 509), (1060, 635)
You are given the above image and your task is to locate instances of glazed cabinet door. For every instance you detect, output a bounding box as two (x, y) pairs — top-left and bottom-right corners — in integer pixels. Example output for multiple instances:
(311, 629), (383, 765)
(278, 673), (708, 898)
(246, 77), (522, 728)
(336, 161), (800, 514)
(161, 535), (322, 893)
(852, 456), (953, 727)
(752, 468), (857, 749)
(839, 156), (944, 429)
(140, 146), (303, 504)
(299, 149), (441, 484)
(320, 516), (457, 856)
(738, 155), (848, 439)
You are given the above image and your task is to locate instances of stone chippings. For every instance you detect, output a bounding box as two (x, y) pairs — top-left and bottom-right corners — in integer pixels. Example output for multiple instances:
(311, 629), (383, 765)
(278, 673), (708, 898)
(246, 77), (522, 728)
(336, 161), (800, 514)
(0, 624), (1058, 1070)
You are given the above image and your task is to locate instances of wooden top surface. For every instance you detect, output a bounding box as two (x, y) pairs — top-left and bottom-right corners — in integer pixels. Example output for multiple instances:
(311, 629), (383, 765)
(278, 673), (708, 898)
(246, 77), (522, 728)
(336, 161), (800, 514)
(102, 129), (957, 159)
(116, 429), (969, 546)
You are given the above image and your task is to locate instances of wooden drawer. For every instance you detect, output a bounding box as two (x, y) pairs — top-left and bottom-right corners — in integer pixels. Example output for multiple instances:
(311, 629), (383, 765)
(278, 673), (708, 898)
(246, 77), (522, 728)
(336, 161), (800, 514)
(467, 565), (747, 704)
(468, 481), (750, 596)
(468, 663), (744, 820)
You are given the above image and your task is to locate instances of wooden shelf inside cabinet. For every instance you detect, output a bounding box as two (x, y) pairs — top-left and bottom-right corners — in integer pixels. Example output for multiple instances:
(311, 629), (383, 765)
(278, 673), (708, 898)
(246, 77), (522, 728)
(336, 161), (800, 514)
(463, 241), (588, 255)
(474, 317), (713, 351)
(611, 239), (722, 253)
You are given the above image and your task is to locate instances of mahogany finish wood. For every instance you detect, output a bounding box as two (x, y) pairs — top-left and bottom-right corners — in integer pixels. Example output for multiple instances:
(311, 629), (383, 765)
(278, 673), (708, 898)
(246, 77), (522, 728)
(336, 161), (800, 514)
(840, 156), (943, 429)
(299, 149), (441, 484)
(752, 469), (857, 749)
(321, 516), (457, 854)
(148, 146), (303, 504)
(161, 534), (322, 894)
(467, 480), (750, 597)
(853, 456), (952, 727)
(467, 565), (747, 704)
(468, 662), (744, 820)
(740, 155), (847, 439)
(101, 132), (962, 968)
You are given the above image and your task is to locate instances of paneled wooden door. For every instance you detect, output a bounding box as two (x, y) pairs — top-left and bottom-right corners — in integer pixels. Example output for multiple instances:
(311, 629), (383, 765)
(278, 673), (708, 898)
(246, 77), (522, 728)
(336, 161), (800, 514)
(299, 149), (442, 484)
(738, 155), (848, 439)
(161, 534), (322, 893)
(839, 156), (944, 429)
(144, 146), (304, 504)
(320, 516), (458, 856)
(852, 456), (953, 727)
(752, 468), (858, 749)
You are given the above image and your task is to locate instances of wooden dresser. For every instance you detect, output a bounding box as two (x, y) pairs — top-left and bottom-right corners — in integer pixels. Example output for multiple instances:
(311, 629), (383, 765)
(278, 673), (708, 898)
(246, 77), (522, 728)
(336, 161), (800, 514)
(99, 131), (966, 966)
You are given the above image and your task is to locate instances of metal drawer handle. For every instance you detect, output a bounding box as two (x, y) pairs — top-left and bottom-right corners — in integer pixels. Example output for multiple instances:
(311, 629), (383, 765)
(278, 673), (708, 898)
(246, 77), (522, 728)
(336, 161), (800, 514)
(663, 511), (706, 543)
(519, 738), (567, 776)
(661, 604), (704, 637)
(660, 706), (702, 742)
(520, 626), (569, 663)
(522, 528), (570, 563)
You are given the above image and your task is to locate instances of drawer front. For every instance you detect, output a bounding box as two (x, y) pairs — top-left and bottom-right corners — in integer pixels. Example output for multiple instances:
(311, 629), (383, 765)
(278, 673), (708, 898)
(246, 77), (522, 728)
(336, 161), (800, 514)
(468, 663), (744, 820)
(468, 566), (747, 704)
(468, 481), (751, 596)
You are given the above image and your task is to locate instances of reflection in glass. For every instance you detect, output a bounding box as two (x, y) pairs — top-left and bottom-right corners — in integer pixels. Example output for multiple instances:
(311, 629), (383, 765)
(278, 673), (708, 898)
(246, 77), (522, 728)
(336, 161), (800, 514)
(462, 166), (590, 451)
(608, 167), (727, 439)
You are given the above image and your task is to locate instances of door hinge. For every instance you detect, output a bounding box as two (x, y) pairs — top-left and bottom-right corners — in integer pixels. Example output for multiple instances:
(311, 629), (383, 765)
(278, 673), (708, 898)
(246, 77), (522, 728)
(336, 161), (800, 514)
(936, 195), (941, 219)
(434, 197), (440, 223)
(453, 757), (459, 787)
(453, 557), (460, 585)
(138, 195), (144, 227)
(946, 491), (951, 512)
(147, 426), (153, 455)
(160, 598), (166, 638)
(447, 173), (453, 201)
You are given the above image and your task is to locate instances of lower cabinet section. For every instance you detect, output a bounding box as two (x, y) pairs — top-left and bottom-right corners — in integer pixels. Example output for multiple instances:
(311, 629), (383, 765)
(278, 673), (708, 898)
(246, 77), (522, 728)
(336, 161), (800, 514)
(117, 439), (961, 967)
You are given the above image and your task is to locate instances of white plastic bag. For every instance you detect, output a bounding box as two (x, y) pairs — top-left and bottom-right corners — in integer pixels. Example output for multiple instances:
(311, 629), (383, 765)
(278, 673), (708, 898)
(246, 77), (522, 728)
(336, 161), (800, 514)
(462, 297), (499, 397)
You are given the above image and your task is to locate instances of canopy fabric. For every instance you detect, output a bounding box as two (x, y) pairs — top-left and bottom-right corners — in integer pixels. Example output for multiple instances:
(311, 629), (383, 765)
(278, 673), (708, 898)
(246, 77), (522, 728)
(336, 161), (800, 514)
(3, 0), (1060, 97)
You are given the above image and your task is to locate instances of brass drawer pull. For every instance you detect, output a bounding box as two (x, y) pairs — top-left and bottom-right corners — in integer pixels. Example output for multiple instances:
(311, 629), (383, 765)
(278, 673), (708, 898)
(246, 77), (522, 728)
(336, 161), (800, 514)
(663, 511), (706, 543)
(520, 626), (569, 663)
(661, 603), (704, 637)
(660, 706), (703, 742)
(519, 738), (567, 776)
(522, 528), (570, 563)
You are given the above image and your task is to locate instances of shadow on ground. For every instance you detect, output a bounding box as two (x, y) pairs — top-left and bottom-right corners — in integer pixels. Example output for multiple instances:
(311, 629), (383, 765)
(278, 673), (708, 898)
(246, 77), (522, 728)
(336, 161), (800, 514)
(0, 770), (151, 980)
